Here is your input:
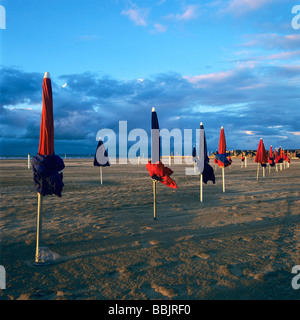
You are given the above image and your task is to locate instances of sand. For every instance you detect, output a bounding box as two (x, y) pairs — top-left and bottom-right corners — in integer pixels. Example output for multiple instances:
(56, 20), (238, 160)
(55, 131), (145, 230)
(0, 158), (300, 300)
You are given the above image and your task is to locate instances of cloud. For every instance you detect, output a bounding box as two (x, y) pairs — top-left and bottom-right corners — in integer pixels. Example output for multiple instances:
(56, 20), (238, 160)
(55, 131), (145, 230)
(165, 4), (198, 21)
(0, 67), (42, 112)
(221, 0), (276, 16)
(1, 65), (299, 156)
(240, 33), (300, 50)
(121, 7), (149, 26)
(151, 23), (167, 33)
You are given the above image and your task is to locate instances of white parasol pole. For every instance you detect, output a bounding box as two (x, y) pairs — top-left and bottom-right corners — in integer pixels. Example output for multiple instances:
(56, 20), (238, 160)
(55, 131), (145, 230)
(35, 193), (43, 264)
(100, 166), (103, 185)
(263, 165), (265, 177)
(222, 166), (225, 192)
(245, 157), (247, 168)
(200, 173), (203, 202)
(153, 180), (157, 220)
(256, 163), (259, 181)
(28, 153), (30, 169)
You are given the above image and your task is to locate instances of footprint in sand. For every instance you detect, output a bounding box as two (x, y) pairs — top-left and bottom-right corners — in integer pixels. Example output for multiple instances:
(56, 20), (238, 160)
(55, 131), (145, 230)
(151, 283), (177, 299)
(149, 240), (160, 246)
(141, 282), (177, 299)
(193, 252), (210, 260)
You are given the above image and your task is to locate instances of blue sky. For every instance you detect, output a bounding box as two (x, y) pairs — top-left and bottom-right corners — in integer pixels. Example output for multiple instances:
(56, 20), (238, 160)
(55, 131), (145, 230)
(0, 0), (300, 156)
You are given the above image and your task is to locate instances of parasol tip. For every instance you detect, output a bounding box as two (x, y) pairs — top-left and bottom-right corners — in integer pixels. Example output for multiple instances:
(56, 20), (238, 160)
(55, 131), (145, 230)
(44, 72), (50, 79)
(221, 126), (223, 129)
(200, 122), (203, 125)
(152, 107), (156, 112)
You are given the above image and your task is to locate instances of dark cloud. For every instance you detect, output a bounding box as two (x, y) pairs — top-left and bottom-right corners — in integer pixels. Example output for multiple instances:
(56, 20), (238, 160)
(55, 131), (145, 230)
(0, 65), (299, 156)
(0, 66), (41, 110)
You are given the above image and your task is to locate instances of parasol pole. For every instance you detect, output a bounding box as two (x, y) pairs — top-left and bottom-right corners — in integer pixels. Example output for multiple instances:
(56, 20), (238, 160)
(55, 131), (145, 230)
(153, 180), (157, 220)
(256, 163), (259, 181)
(151, 107), (160, 221)
(222, 166), (225, 192)
(263, 165), (265, 177)
(35, 192), (43, 264)
(28, 153), (30, 169)
(100, 166), (103, 184)
(245, 156), (247, 168)
(200, 173), (203, 202)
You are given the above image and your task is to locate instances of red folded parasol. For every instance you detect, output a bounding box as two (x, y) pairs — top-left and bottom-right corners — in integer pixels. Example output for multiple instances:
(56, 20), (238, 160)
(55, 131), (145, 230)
(269, 145), (273, 159)
(255, 138), (268, 180)
(38, 72), (54, 156)
(255, 138), (268, 164)
(218, 126), (226, 155)
(217, 126), (228, 192)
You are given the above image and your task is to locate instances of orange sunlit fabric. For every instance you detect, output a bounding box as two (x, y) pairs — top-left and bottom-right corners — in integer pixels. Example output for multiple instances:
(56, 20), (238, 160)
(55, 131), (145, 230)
(38, 77), (54, 155)
(218, 127), (226, 155)
(146, 161), (178, 189)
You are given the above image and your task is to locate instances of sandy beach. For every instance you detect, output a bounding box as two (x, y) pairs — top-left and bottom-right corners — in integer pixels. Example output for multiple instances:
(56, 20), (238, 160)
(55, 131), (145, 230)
(0, 158), (300, 300)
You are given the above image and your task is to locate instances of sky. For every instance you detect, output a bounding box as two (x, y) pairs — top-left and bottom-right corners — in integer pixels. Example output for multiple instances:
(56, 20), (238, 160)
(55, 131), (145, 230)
(0, 0), (300, 156)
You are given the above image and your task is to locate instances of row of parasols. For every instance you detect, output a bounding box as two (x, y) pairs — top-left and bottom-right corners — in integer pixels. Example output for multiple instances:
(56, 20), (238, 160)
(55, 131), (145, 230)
(30, 72), (291, 265)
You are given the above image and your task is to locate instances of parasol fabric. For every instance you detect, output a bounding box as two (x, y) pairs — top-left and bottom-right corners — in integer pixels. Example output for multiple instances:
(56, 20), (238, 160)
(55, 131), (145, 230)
(32, 72), (64, 197)
(197, 122), (215, 184)
(146, 108), (177, 189)
(151, 107), (160, 164)
(286, 151), (290, 164)
(216, 127), (231, 167)
(192, 146), (197, 162)
(268, 146), (275, 167)
(94, 139), (110, 167)
(38, 74), (54, 156)
(31, 154), (65, 196)
(255, 138), (268, 166)
(275, 148), (283, 163)
(146, 161), (177, 188)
